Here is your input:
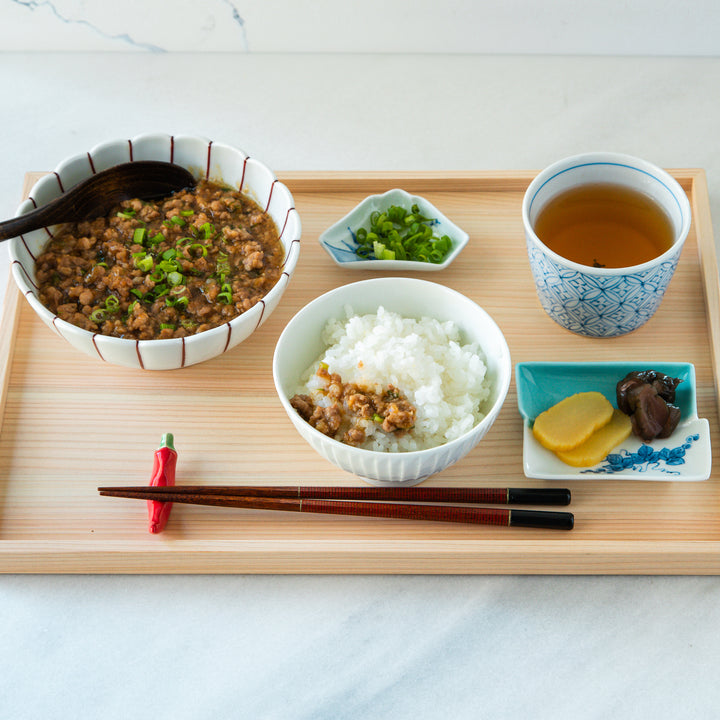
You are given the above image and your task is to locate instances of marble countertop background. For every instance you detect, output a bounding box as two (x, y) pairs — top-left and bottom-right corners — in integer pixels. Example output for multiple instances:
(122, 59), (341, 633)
(3, 3), (720, 718)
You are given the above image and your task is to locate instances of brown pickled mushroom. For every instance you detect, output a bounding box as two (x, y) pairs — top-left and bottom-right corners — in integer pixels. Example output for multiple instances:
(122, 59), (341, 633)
(616, 370), (682, 442)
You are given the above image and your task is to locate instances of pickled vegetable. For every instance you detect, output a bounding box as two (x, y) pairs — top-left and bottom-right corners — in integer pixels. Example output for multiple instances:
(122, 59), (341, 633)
(555, 409), (632, 467)
(532, 391), (614, 452)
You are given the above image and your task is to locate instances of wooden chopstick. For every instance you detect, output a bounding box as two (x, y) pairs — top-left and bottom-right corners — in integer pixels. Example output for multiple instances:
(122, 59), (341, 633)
(97, 487), (574, 530)
(97, 485), (571, 505)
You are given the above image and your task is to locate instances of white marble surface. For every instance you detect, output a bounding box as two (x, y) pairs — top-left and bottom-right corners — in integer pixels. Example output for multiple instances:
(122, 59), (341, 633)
(2, 53), (720, 718)
(5, 0), (720, 54)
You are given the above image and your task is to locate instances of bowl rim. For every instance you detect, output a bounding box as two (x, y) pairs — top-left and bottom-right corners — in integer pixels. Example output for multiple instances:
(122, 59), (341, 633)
(272, 276), (512, 457)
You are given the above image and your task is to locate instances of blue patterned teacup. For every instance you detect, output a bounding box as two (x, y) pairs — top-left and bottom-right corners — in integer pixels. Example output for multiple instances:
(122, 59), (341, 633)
(522, 152), (691, 337)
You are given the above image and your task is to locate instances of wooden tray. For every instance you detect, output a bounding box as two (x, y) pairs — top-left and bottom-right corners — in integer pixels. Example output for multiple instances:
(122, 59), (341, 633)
(1, 170), (719, 574)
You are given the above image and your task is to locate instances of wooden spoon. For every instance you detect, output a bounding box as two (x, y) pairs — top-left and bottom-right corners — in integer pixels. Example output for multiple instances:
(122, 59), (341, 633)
(0, 161), (196, 241)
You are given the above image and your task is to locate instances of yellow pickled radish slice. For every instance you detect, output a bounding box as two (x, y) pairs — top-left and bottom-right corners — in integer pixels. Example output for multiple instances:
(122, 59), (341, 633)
(555, 409), (632, 467)
(532, 391), (614, 452)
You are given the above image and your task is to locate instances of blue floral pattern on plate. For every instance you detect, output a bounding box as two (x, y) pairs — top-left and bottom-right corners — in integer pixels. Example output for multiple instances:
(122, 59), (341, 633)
(582, 434), (700, 475)
(516, 362), (711, 481)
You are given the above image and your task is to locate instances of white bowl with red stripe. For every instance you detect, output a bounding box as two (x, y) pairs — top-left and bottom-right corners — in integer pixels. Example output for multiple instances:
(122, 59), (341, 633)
(8, 133), (301, 370)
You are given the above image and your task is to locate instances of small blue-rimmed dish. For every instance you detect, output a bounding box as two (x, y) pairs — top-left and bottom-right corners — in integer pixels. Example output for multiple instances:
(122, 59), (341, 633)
(516, 361), (711, 481)
(318, 188), (469, 271)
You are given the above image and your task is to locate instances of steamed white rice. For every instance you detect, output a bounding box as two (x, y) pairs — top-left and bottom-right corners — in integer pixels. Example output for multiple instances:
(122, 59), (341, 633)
(296, 306), (491, 452)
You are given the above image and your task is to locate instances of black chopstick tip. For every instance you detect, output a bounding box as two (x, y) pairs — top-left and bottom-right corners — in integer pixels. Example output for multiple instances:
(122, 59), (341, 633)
(509, 509), (574, 530)
(507, 488), (572, 506)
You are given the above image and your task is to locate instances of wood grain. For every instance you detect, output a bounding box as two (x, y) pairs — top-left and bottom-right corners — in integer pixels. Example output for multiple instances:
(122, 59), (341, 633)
(0, 170), (718, 574)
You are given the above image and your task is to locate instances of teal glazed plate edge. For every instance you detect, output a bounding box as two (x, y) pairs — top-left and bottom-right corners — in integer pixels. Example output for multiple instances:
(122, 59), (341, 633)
(515, 361), (712, 481)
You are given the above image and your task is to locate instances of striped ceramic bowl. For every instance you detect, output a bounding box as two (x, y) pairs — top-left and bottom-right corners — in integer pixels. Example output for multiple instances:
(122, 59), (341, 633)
(8, 133), (301, 370)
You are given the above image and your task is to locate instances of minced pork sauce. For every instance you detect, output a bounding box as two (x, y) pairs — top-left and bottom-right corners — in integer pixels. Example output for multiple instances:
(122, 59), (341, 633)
(36, 179), (284, 340)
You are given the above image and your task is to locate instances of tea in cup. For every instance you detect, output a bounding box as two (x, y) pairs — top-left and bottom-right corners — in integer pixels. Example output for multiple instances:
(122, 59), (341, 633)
(522, 152), (692, 337)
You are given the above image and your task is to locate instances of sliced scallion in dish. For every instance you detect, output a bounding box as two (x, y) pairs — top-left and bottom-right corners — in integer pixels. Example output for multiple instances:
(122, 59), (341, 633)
(354, 204), (452, 263)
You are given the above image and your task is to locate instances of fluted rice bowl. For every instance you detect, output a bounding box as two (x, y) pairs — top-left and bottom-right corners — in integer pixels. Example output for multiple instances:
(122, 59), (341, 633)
(272, 277), (511, 485)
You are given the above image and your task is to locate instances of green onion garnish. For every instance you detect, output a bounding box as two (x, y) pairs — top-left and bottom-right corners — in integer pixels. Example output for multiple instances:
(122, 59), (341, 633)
(218, 282), (233, 304)
(132, 227), (148, 246)
(135, 255), (154, 273)
(199, 222), (215, 239)
(166, 296), (189, 309)
(188, 243), (208, 258)
(354, 204), (453, 264)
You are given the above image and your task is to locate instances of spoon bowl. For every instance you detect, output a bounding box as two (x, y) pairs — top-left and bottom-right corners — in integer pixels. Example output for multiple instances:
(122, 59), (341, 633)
(0, 161), (196, 241)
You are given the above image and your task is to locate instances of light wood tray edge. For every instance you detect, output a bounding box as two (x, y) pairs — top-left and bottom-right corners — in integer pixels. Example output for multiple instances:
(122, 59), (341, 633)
(2, 169), (718, 575)
(2, 539), (720, 574)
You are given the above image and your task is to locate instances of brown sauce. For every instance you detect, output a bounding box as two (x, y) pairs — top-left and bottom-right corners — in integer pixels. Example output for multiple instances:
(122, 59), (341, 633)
(36, 179), (284, 340)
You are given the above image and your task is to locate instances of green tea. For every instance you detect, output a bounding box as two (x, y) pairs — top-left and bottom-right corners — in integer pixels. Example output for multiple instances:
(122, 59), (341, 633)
(534, 183), (675, 268)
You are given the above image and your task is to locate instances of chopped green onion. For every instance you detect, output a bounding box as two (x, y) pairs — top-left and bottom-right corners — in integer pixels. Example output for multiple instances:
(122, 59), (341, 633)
(148, 232), (165, 246)
(116, 209), (136, 218)
(135, 255), (154, 272)
(169, 215), (186, 226)
(199, 222), (215, 239)
(354, 203), (453, 264)
(180, 209), (194, 217)
(132, 227), (148, 246)
(373, 241), (395, 261)
(218, 282), (233, 304)
(162, 248), (177, 260)
(104, 295), (120, 311)
(188, 243), (208, 258)
(167, 271), (184, 287)
(160, 323), (176, 330)
(372, 413), (384, 423)
(166, 296), (189, 309)
(90, 308), (106, 323)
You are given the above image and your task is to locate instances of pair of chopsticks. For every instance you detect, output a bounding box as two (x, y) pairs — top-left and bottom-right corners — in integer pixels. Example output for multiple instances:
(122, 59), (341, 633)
(97, 485), (574, 530)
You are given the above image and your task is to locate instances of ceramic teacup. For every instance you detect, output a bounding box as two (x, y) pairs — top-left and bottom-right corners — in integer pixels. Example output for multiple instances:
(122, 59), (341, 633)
(522, 152), (692, 337)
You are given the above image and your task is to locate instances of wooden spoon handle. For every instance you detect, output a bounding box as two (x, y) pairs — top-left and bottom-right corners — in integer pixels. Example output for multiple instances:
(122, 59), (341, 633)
(0, 161), (196, 242)
(0, 194), (78, 241)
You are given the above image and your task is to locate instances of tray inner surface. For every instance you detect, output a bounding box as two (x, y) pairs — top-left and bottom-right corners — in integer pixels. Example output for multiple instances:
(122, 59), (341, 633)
(0, 170), (718, 573)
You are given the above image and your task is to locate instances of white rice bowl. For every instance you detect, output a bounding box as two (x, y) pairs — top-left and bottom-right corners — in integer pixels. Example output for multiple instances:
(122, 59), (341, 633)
(273, 278), (511, 486)
(297, 307), (491, 452)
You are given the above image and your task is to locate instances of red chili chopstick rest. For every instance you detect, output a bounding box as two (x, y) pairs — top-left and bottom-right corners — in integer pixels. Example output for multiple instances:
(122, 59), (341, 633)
(147, 433), (177, 534)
